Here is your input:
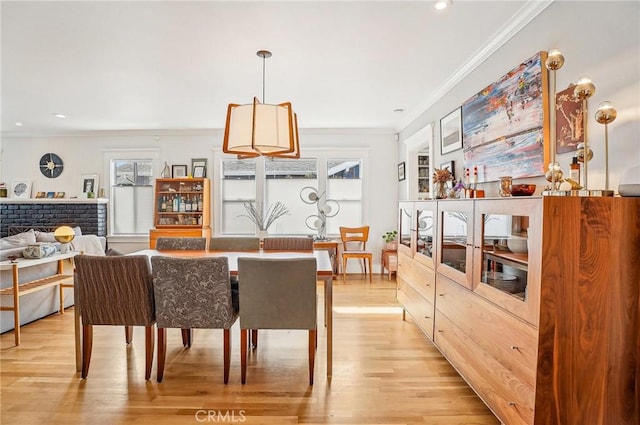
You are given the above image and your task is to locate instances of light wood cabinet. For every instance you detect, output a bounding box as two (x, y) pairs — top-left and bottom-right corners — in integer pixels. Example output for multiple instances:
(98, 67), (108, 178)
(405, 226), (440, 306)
(149, 178), (211, 248)
(397, 196), (640, 425)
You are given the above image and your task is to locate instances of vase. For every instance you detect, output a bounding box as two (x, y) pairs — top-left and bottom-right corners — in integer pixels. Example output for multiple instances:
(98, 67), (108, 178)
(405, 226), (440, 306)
(258, 230), (268, 241)
(434, 182), (447, 199)
(161, 161), (171, 178)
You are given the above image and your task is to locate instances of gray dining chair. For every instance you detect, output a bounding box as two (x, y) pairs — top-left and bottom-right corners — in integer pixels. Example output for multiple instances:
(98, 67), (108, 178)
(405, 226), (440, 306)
(155, 236), (207, 347)
(75, 255), (156, 380)
(237, 257), (317, 385)
(156, 237), (206, 250)
(209, 237), (260, 251)
(151, 256), (238, 383)
(262, 237), (314, 251)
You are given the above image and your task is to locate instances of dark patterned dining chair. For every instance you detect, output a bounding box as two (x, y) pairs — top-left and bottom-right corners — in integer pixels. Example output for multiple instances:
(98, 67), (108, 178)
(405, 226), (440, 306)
(156, 237), (206, 250)
(237, 257), (317, 385)
(151, 256), (238, 383)
(155, 236), (207, 347)
(74, 255), (156, 380)
(262, 237), (314, 251)
(209, 237), (260, 251)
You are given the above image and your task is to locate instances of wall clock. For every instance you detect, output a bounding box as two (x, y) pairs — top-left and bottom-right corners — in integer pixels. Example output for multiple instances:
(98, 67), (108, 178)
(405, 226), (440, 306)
(39, 153), (64, 178)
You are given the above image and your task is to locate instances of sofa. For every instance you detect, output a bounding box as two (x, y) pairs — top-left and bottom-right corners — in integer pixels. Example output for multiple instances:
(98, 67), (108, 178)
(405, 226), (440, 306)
(0, 227), (106, 334)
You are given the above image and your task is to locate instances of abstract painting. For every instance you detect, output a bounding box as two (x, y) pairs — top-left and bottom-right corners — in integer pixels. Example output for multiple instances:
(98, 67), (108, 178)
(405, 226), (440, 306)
(555, 85), (584, 154)
(462, 51), (549, 182)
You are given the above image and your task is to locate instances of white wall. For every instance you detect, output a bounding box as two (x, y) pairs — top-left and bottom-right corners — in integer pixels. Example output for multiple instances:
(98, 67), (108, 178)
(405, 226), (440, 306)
(0, 128), (398, 267)
(398, 1), (640, 196)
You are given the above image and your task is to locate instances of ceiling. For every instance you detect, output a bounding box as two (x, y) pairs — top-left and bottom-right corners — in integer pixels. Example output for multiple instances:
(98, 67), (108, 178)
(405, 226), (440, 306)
(1, 1), (551, 135)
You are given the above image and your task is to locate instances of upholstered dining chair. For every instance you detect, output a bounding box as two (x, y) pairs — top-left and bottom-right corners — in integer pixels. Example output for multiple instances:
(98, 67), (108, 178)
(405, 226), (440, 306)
(209, 237), (260, 251)
(74, 255), (155, 380)
(156, 237), (206, 250)
(151, 256), (238, 383)
(237, 257), (317, 385)
(155, 236), (207, 347)
(339, 226), (373, 283)
(262, 237), (314, 251)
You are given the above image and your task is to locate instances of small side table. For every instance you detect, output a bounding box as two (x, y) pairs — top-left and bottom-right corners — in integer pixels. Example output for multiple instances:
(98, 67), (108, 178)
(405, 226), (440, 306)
(381, 249), (397, 280)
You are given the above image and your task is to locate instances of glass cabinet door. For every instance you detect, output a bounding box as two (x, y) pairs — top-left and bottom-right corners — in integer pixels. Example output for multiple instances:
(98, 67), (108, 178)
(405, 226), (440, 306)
(415, 201), (436, 268)
(473, 198), (542, 325)
(437, 200), (474, 289)
(398, 202), (414, 256)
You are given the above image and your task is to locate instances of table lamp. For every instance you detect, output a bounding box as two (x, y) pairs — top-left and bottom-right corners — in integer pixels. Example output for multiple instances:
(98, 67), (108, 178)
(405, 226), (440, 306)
(54, 226), (75, 254)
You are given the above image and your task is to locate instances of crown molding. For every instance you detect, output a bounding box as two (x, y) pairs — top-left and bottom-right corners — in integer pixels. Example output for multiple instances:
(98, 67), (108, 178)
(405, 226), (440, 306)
(395, 0), (555, 134)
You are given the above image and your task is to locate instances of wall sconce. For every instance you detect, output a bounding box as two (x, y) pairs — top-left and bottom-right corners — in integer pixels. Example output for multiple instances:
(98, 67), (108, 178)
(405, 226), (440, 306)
(594, 101), (617, 191)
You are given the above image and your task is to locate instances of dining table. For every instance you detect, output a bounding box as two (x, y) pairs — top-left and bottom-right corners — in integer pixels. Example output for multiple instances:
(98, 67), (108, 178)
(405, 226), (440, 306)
(72, 249), (334, 378)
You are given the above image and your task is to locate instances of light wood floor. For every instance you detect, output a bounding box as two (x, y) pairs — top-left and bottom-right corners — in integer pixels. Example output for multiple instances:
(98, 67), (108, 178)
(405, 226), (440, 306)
(1, 275), (499, 425)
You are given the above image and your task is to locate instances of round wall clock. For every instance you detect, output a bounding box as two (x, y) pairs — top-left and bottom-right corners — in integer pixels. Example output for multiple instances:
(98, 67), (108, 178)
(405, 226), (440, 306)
(39, 153), (64, 178)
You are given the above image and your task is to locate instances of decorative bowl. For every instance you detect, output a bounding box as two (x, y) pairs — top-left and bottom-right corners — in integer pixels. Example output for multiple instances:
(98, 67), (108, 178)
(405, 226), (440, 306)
(511, 184), (536, 196)
(506, 238), (528, 254)
(23, 243), (56, 259)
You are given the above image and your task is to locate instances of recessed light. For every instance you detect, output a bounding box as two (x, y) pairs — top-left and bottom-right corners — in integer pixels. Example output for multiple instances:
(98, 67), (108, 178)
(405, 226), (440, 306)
(435, 0), (452, 10)
(15, 122), (23, 126)
(53, 113), (67, 119)
(394, 108), (404, 113)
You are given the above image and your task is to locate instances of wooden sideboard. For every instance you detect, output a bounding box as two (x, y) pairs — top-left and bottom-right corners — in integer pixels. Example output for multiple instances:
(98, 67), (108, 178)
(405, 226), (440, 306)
(397, 196), (640, 425)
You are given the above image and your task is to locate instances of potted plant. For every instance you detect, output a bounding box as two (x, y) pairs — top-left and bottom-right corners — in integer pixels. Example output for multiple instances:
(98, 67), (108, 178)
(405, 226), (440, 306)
(382, 230), (398, 250)
(239, 201), (290, 239)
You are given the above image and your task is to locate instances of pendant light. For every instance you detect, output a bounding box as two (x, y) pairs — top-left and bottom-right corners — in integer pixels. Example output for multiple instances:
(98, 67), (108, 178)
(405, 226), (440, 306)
(223, 50), (300, 159)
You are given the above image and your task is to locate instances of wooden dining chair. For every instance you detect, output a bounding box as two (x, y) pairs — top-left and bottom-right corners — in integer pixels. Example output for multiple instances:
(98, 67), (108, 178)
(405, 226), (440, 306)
(237, 257), (317, 385)
(74, 255), (156, 380)
(339, 226), (373, 283)
(263, 237), (314, 251)
(151, 256), (238, 383)
(156, 237), (206, 250)
(209, 237), (260, 251)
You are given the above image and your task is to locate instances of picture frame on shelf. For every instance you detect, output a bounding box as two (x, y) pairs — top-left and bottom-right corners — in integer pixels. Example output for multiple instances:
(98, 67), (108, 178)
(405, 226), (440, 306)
(54, 192), (65, 198)
(555, 84), (584, 154)
(398, 162), (406, 181)
(191, 158), (207, 178)
(11, 180), (32, 199)
(172, 165), (187, 178)
(35, 191), (46, 199)
(440, 160), (455, 180)
(193, 166), (205, 178)
(440, 107), (462, 155)
(46, 192), (55, 198)
(80, 174), (99, 197)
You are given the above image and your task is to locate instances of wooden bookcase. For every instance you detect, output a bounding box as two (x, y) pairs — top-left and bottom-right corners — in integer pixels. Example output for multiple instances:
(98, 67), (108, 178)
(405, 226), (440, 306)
(149, 178), (211, 248)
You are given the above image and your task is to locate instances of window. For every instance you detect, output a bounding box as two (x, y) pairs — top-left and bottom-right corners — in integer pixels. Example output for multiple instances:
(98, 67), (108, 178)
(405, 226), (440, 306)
(216, 149), (366, 237)
(110, 159), (154, 235)
(220, 159), (256, 234)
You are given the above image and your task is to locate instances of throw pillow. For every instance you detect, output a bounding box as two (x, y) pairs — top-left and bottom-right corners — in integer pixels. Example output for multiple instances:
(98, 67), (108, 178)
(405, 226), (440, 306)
(0, 229), (37, 250)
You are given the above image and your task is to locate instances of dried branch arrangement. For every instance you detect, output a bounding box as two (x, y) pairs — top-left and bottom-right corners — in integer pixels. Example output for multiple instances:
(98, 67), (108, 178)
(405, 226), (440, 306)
(239, 201), (290, 230)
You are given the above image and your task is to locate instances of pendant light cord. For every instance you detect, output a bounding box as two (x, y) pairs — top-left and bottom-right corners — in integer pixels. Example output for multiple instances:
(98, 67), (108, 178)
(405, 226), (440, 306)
(262, 54), (266, 103)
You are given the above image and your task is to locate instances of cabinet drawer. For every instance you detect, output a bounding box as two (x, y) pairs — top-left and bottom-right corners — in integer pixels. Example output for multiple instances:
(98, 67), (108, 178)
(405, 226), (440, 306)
(398, 254), (435, 304)
(435, 274), (537, 388)
(434, 313), (534, 425)
(397, 278), (435, 340)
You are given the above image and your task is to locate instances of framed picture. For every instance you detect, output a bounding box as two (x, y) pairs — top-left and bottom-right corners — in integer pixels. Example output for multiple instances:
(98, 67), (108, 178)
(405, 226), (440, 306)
(172, 165), (187, 178)
(193, 166), (205, 178)
(462, 51), (548, 182)
(11, 180), (32, 199)
(440, 160), (455, 180)
(54, 192), (65, 198)
(81, 174), (99, 195)
(398, 162), (406, 181)
(191, 158), (208, 178)
(35, 191), (46, 198)
(440, 107), (463, 154)
(46, 192), (55, 198)
(555, 85), (584, 154)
